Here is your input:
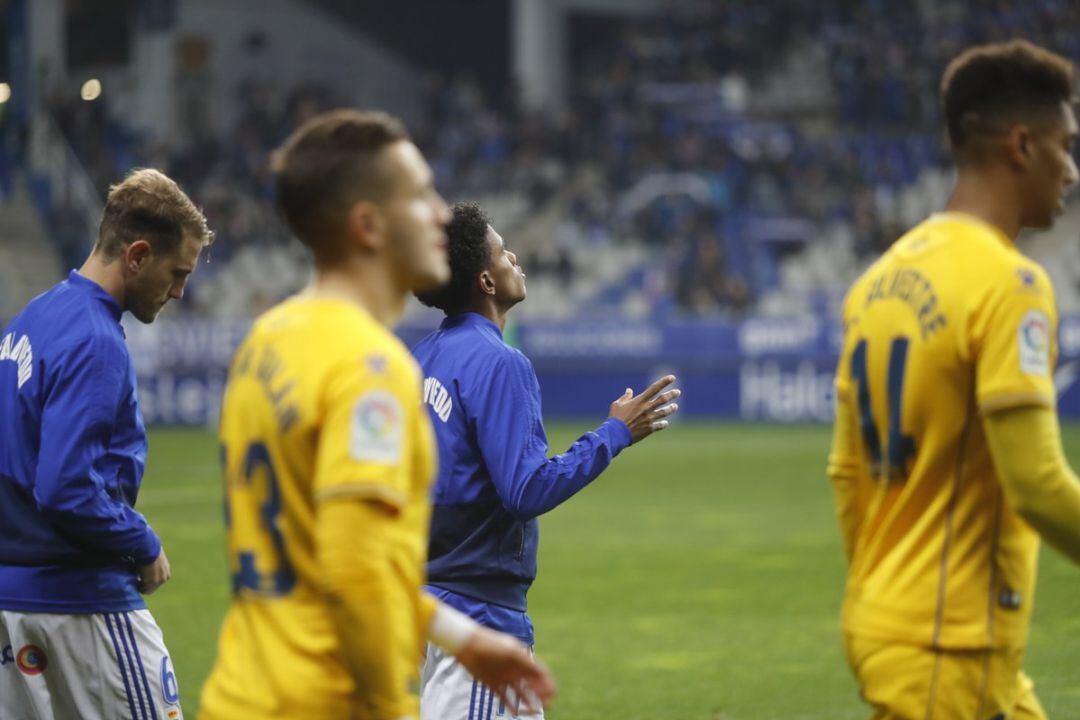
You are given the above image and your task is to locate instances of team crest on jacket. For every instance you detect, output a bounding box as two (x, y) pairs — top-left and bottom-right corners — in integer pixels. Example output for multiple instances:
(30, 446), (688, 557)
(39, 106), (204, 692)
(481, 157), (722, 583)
(1016, 267), (1037, 289)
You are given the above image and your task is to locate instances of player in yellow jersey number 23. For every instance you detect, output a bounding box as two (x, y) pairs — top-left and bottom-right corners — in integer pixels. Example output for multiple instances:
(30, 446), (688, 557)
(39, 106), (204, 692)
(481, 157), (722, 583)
(199, 110), (555, 720)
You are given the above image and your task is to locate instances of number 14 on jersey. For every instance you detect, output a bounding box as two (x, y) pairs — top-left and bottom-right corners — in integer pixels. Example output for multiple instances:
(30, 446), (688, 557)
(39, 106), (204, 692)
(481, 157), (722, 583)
(850, 336), (916, 482)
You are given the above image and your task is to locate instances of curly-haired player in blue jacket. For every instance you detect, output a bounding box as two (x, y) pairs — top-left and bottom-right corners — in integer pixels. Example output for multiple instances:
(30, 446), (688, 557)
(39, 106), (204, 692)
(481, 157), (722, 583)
(413, 202), (681, 719)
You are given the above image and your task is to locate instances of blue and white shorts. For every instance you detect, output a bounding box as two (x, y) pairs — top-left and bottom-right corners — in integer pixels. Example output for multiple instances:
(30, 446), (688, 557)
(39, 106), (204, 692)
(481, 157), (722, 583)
(420, 642), (543, 720)
(0, 609), (182, 720)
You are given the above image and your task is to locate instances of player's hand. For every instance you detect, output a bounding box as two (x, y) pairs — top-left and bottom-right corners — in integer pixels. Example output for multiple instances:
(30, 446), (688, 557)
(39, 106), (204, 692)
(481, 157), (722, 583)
(454, 625), (556, 714)
(137, 548), (171, 595)
(608, 374), (681, 443)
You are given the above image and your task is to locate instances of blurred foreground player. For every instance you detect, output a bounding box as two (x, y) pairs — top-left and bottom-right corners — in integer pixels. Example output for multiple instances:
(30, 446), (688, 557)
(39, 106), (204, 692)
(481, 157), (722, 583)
(199, 111), (554, 720)
(0, 168), (212, 719)
(413, 203), (680, 719)
(829, 40), (1080, 719)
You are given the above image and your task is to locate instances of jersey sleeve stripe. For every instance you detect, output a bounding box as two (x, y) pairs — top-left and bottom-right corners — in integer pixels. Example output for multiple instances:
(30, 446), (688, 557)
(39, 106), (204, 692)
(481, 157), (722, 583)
(978, 391), (1055, 414)
(314, 482), (408, 508)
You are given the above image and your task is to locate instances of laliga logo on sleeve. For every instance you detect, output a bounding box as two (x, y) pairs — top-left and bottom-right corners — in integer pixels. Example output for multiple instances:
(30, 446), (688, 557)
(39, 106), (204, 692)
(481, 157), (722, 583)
(1019, 310), (1051, 377)
(361, 401), (394, 437)
(350, 390), (403, 463)
(15, 645), (47, 675)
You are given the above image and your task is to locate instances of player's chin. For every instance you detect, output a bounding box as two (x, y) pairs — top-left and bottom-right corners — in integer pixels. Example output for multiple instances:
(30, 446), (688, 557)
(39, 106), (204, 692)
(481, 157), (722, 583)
(133, 304), (163, 324)
(1034, 209), (1058, 229)
(412, 266), (451, 294)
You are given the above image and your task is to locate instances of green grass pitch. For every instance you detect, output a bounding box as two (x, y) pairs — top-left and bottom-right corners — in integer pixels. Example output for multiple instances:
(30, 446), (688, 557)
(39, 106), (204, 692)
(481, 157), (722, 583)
(140, 423), (1080, 719)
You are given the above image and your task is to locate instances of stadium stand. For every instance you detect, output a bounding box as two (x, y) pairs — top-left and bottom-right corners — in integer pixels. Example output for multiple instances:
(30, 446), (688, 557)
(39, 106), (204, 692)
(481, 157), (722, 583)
(0, 187), (63, 325)
(19, 0), (1080, 321)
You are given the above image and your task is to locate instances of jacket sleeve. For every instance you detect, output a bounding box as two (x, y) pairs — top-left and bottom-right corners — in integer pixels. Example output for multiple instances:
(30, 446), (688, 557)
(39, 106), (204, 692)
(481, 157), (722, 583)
(471, 351), (632, 520)
(33, 335), (161, 564)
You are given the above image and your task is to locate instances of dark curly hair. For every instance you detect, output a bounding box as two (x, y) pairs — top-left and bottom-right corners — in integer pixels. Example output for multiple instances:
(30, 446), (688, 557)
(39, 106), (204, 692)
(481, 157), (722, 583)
(416, 202), (492, 314)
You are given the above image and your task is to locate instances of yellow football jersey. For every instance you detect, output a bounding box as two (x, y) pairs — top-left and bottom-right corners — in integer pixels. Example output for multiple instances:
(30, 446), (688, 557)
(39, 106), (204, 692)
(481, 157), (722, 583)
(834, 212), (1058, 650)
(200, 296), (436, 719)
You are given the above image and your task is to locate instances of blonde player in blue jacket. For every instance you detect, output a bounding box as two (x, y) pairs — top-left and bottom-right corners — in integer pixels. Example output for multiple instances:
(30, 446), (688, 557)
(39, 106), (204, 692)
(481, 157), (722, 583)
(413, 202), (681, 719)
(0, 169), (212, 720)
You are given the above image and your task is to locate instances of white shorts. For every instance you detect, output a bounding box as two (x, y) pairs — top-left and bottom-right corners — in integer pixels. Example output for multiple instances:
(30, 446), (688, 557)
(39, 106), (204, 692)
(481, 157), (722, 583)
(0, 609), (183, 720)
(420, 642), (543, 720)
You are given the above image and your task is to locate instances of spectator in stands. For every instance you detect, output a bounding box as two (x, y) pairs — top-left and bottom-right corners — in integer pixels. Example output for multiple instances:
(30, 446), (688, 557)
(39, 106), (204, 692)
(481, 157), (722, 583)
(675, 215), (750, 315)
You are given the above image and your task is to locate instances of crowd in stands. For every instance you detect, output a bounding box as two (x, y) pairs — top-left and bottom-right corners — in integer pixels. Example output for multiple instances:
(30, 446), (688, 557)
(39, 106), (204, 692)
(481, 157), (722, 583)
(561, 0), (1078, 314)
(39, 0), (1080, 319)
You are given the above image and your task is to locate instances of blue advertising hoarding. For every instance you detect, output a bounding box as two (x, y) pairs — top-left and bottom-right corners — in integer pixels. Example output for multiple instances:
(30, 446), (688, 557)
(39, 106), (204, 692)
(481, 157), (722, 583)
(121, 316), (1080, 426)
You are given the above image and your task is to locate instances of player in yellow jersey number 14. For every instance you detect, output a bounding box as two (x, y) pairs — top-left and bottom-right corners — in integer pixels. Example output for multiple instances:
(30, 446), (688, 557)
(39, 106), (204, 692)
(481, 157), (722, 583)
(830, 40), (1080, 720)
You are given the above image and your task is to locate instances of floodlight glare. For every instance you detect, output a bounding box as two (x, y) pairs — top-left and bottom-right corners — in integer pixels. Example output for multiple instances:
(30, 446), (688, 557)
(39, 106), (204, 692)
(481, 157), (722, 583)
(81, 79), (102, 101)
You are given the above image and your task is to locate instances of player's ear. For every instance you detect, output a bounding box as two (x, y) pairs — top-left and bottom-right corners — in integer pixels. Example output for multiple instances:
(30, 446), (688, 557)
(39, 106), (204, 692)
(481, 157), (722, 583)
(346, 201), (384, 252)
(478, 269), (496, 296)
(1006, 124), (1034, 170)
(125, 239), (153, 273)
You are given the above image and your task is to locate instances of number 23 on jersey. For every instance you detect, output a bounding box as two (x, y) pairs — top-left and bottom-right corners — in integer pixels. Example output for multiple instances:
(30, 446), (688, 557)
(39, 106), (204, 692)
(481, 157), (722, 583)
(222, 441), (296, 596)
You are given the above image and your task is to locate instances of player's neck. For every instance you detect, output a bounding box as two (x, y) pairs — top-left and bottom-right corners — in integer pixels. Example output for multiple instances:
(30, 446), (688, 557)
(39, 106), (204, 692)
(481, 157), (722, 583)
(466, 297), (509, 332)
(945, 169), (1022, 240)
(78, 252), (126, 309)
(311, 259), (406, 327)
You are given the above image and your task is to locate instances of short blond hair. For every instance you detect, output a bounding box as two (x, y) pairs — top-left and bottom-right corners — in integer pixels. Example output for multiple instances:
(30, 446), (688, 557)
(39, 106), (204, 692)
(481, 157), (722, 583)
(95, 168), (213, 258)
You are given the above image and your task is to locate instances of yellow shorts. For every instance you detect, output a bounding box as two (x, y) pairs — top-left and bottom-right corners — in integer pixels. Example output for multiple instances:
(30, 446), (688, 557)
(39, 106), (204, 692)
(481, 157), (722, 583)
(844, 634), (1047, 720)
